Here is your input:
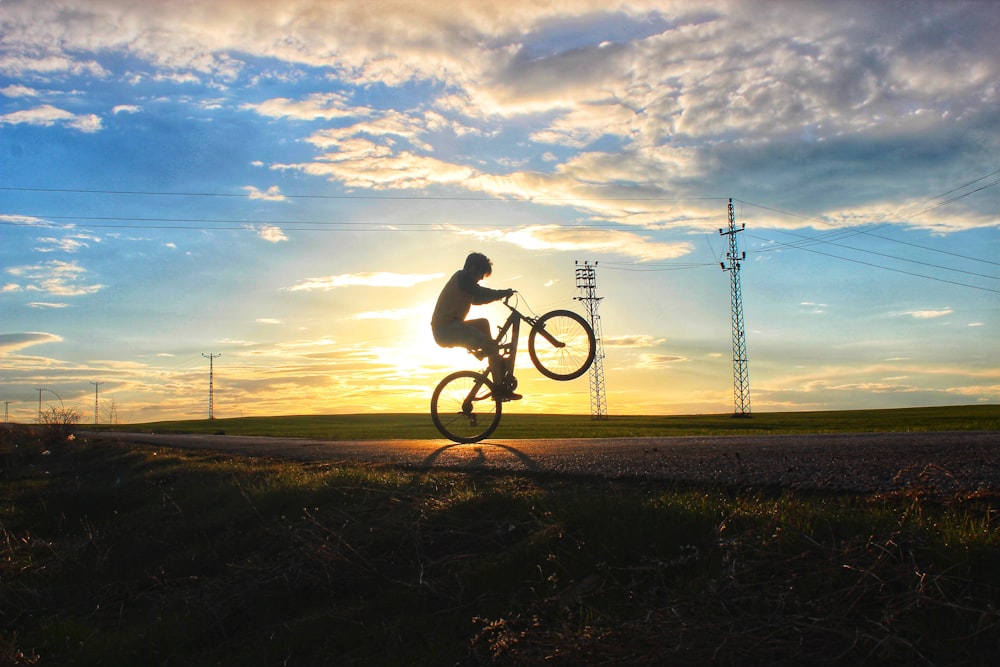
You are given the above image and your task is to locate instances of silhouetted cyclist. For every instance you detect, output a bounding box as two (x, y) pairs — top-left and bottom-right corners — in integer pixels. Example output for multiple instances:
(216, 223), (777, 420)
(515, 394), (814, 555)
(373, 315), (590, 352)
(431, 252), (521, 401)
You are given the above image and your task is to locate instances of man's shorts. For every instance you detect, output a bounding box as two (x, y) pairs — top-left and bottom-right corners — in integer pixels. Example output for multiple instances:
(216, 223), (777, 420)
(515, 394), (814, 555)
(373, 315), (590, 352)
(432, 320), (495, 355)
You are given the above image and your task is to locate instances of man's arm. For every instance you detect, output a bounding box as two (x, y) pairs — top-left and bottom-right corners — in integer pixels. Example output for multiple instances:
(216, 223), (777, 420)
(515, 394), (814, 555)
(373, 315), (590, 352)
(457, 271), (510, 305)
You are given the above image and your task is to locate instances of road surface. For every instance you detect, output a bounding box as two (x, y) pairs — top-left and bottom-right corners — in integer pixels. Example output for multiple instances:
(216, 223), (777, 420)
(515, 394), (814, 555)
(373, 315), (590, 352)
(90, 430), (1000, 494)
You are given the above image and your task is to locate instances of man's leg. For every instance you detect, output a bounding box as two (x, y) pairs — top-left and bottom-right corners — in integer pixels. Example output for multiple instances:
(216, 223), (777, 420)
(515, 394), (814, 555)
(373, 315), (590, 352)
(465, 319), (519, 400)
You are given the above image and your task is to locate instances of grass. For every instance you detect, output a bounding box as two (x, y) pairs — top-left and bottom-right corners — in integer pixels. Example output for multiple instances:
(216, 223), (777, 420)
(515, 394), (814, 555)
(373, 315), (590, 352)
(3, 410), (999, 665)
(97, 403), (1000, 440)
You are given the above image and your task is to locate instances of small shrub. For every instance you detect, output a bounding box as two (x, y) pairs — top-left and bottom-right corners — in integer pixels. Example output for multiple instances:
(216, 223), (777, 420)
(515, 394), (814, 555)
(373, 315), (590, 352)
(38, 406), (82, 449)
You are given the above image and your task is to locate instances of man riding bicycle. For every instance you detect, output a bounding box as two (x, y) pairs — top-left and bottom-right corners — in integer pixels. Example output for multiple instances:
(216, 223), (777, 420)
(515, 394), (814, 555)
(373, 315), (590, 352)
(431, 252), (521, 401)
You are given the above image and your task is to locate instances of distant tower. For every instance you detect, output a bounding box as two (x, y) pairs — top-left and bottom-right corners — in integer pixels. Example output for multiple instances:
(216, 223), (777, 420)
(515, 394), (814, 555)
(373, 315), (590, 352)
(575, 261), (608, 419)
(719, 199), (751, 417)
(90, 381), (103, 425)
(202, 353), (221, 419)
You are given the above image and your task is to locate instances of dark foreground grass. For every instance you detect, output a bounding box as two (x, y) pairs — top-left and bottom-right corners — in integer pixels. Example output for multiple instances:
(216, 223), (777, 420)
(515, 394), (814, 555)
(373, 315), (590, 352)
(3, 424), (999, 666)
(100, 404), (1000, 441)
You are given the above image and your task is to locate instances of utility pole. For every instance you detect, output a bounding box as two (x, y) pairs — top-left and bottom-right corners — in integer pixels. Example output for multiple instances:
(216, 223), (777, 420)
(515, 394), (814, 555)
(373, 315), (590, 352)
(719, 198), (751, 417)
(90, 381), (104, 425)
(2, 401), (10, 423)
(202, 353), (220, 420)
(575, 261), (608, 419)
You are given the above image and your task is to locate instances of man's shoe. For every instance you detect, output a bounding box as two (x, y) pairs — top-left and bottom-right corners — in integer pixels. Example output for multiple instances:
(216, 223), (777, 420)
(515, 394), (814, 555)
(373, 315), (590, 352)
(495, 389), (522, 402)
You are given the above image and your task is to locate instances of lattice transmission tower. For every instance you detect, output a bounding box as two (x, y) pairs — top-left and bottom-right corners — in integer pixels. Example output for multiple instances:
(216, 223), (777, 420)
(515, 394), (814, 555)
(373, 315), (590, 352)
(719, 199), (751, 416)
(575, 261), (608, 419)
(203, 352), (220, 419)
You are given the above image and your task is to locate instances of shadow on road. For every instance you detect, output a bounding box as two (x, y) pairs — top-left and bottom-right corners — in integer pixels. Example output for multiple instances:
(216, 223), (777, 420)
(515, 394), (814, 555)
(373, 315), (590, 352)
(422, 441), (539, 471)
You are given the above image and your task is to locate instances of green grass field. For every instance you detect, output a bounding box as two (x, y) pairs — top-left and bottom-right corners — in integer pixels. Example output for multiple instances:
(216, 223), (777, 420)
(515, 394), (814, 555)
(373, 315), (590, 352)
(4, 406), (999, 665)
(100, 403), (1000, 440)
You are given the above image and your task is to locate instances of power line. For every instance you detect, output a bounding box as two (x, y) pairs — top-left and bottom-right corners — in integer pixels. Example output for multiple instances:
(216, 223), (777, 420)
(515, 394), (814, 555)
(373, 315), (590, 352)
(0, 214), (645, 232)
(749, 228), (999, 281)
(756, 240), (1000, 294)
(738, 164), (1000, 268)
(0, 185), (725, 203)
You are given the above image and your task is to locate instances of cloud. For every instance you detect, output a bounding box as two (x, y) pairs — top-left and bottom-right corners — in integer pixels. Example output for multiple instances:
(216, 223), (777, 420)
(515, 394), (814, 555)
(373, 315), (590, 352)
(113, 104), (142, 114)
(242, 92), (367, 120)
(605, 335), (666, 348)
(6, 0), (991, 232)
(28, 302), (69, 309)
(34, 234), (100, 253)
(0, 104), (102, 132)
(256, 318), (283, 325)
(638, 353), (687, 367)
(286, 271), (445, 292)
(0, 332), (63, 354)
(5, 260), (105, 296)
(0, 214), (52, 226)
(903, 308), (953, 319)
(274, 148), (473, 190)
(349, 307), (421, 321)
(244, 224), (288, 242)
(243, 185), (286, 201)
(1, 84), (39, 97)
(800, 301), (828, 314)
(458, 224), (694, 261)
(258, 226), (288, 242)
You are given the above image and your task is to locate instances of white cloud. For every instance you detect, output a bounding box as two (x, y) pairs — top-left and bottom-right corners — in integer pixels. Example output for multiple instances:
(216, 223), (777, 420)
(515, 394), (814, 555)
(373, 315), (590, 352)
(0, 332), (63, 354)
(113, 104), (142, 114)
(34, 234), (100, 253)
(28, 302), (69, 309)
(5, 260), (105, 296)
(350, 307), (421, 321)
(605, 335), (666, 348)
(1, 84), (39, 97)
(259, 226), (288, 242)
(0, 104), (102, 133)
(286, 271), (444, 292)
(0, 214), (51, 226)
(274, 151), (475, 190)
(904, 308), (953, 319)
(457, 224), (693, 262)
(243, 92), (366, 120)
(243, 185), (286, 201)
(246, 224), (288, 242)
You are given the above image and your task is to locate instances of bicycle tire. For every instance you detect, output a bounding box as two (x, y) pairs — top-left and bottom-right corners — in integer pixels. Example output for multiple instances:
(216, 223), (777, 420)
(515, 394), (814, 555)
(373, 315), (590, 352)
(528, 310), (596, 381)
(430, 370), (503, 443)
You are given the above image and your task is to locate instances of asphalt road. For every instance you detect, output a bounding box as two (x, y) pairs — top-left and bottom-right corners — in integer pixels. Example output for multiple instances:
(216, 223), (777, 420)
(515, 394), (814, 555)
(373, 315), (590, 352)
(91, 430), (1000, 494)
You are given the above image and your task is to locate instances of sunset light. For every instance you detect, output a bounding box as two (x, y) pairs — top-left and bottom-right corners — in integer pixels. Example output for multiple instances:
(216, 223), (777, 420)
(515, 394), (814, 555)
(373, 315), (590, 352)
(1, 1), (997, 423)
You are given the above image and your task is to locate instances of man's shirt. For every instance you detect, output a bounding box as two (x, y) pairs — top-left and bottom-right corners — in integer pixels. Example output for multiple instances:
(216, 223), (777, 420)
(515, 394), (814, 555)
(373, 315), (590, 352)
(431, 269), (506, 329)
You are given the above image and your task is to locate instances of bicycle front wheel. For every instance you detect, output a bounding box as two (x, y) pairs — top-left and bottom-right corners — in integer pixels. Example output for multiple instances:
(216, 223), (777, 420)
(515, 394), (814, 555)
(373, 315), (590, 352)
(528, 310), (596, 381)
(430, 370), (503, 443)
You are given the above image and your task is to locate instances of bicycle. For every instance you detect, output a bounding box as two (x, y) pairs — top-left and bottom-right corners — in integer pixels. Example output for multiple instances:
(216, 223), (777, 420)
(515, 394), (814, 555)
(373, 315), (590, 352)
(430, 293), (596, 443)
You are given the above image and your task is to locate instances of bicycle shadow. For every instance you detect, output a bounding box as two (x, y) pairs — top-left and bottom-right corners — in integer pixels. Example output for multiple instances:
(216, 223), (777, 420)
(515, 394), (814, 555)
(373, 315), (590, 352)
(422, 442), (539, 471)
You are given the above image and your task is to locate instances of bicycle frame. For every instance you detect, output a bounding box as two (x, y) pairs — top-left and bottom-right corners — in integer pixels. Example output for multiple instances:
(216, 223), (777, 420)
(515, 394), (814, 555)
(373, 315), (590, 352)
(486, 298), (566, 379)
(432, 295), (595, 442)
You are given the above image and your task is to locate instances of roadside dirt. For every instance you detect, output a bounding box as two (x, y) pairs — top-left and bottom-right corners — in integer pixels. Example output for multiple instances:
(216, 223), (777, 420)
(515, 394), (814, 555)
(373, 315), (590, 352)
(90, 430), (1000, 494)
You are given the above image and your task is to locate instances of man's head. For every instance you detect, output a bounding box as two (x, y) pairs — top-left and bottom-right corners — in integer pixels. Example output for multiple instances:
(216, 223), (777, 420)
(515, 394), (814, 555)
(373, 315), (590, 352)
(464, 252), (493, 278)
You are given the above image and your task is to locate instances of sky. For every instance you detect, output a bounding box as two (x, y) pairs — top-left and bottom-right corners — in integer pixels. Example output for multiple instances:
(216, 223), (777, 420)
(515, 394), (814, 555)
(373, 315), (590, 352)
(1, 0), (998, 424)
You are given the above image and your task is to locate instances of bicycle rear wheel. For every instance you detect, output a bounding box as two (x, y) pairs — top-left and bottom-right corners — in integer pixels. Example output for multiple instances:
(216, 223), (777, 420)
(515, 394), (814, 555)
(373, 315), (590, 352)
(430, 370), (503, 443)
(528, 310), (595, 381)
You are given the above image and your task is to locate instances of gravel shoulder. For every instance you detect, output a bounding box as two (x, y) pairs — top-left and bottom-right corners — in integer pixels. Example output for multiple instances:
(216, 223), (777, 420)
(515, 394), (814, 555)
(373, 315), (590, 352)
(90, 430), (1000, 494)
